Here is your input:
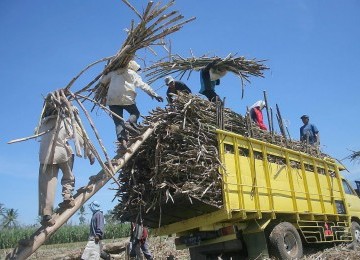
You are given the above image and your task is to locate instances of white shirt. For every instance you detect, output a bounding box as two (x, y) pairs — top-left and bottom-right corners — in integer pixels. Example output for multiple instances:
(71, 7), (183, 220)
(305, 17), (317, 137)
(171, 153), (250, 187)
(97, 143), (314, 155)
(100, 68), (158, 106)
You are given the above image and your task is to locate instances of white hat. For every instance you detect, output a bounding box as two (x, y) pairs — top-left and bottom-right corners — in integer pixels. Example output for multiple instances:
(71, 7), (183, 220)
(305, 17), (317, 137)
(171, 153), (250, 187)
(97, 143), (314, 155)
(89, 201), (101, 212)
(164, 75), (174, 85)
(128, 60), (141, 72)
(250, 100), (266, 110)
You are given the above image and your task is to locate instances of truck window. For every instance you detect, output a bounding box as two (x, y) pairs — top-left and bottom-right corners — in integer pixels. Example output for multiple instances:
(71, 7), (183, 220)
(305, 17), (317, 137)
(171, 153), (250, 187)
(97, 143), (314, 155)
(342, 179), (354, 195)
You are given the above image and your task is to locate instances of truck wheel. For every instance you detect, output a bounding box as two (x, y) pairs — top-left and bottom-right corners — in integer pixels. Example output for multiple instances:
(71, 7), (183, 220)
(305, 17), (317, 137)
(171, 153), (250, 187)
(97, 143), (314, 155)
(269, 222), (303, 259)
(351, 221), (360, 246)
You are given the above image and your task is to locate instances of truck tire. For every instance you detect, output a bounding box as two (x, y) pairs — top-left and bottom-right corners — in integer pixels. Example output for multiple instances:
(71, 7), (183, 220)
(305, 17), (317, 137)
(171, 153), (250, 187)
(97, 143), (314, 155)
(269, 222), (303, 259)
(351, 221), (360, 246)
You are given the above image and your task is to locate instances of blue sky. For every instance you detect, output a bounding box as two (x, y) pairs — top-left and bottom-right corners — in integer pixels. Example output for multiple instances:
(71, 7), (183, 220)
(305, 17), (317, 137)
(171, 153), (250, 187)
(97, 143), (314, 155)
(0, 0), (359, 225)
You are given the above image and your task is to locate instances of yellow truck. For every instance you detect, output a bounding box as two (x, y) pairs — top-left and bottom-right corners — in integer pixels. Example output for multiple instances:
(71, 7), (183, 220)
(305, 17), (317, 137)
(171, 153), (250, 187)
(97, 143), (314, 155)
(153, 129), (360, 259)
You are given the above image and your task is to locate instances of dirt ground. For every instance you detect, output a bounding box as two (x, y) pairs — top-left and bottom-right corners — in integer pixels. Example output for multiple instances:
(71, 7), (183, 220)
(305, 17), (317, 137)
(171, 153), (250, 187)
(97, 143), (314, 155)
(1, 237), (360, 259)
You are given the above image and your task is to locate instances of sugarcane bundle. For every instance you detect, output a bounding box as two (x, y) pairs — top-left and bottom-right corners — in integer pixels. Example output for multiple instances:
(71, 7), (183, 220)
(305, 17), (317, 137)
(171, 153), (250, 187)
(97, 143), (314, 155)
(113, 93), (329, 222)
(144, 54), (268, 96)
(347, 150), (360, 162)
(72, 0), (195, 105)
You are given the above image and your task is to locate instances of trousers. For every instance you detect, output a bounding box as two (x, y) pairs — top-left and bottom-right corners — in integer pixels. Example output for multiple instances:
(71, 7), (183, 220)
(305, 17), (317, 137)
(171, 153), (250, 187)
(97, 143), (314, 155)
(81, 240), (102, 260)
(38, 157), (74, 216)
(109, 104), (140, 142)
(129, 238), (153, 260)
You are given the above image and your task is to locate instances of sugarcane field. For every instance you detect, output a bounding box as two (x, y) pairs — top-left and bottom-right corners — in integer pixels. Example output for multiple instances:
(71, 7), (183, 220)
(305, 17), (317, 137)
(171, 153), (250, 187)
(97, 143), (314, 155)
(1, 1), (360, 260)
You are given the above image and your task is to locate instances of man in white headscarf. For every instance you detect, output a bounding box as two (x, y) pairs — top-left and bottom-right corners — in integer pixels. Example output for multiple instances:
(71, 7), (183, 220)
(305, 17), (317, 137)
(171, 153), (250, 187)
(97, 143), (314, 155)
(38, 103), (95, 227)
(100, 60), (163, 152)
(249, 100), (267, 130)
(81, 201), (109, 260)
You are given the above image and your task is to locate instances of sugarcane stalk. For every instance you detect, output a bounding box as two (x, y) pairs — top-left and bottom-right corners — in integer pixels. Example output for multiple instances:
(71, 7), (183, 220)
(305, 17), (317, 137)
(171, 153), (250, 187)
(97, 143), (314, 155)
(60, 89), (82, 157)
(263, 90), (272, 134)
(64, 56), (113, 91)
(71, 94), (121, 188)
(7, 127), (55, 144)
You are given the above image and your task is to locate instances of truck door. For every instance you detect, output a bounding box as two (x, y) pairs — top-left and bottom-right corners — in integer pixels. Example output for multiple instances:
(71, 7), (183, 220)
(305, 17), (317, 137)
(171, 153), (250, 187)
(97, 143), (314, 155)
(342, 179), (360, 218)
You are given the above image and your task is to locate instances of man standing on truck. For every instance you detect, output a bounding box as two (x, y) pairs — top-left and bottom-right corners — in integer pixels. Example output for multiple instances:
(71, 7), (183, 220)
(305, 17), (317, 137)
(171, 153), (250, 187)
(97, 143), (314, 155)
(300, 114), (319, 145)
(164, 75), (192, 103)
(199, 60), (227, 103)
(249, 100), (267, 130)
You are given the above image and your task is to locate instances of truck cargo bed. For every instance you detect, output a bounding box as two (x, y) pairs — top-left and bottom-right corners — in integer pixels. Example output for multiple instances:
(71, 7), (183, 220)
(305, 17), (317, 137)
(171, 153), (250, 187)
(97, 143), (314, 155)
(121, 193), (220, 228)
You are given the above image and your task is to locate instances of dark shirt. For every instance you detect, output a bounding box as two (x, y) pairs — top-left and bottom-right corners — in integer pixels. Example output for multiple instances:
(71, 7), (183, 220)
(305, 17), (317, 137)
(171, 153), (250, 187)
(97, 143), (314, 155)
(166, 81), (191, 103)
(89, 210), (104, 239)
(300, 123), (319, 145)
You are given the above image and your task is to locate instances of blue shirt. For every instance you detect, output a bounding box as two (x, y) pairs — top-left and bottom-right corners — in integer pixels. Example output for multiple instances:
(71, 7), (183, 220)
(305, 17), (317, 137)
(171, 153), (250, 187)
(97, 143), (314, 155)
(300, 123), (319, 145)
(199, 68), (220, 94)
(89, 210), (104, 239)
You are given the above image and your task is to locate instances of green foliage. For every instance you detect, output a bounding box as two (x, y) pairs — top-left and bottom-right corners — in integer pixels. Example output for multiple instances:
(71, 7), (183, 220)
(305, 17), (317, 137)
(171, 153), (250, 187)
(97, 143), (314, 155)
(1, 208), (19, 229)
(78, 205), (88, 225)
(104, 210), (122, 225)
(0, 227), (35, 249)
(0, 223), (130, 249)
(0, 203), (5, 217)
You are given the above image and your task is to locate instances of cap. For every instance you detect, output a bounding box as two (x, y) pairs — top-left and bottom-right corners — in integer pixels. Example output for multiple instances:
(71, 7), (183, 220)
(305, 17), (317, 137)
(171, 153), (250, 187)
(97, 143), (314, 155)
(89, 201), (101, 211)
(300, 115), (309, 119)
(164, 75), (174, 85)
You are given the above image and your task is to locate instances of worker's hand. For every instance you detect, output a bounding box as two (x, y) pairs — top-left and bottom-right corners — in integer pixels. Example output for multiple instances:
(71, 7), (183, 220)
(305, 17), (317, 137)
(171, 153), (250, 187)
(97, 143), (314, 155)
(155, 96), (164, 102)
(95, 236), (100, 244)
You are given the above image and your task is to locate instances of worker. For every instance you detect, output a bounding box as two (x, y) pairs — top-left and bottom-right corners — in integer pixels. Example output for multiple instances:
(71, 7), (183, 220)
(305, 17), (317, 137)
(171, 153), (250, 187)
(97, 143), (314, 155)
(249, 100), (267, 130)
(300, 115), (319, 145)
(81, 201), (110, 260)
(38, 104), (94, 227)
(199, 60), (227, 103)
(164, 75), (192, 103)
(129, 221), (153, 260)
(100, 60), (163, 153)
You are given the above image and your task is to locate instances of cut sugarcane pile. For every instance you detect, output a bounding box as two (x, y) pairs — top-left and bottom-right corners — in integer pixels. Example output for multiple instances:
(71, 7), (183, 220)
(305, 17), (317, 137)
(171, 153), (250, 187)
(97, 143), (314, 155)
(144, 54), (269, 97)
(113, 93), (328, 221)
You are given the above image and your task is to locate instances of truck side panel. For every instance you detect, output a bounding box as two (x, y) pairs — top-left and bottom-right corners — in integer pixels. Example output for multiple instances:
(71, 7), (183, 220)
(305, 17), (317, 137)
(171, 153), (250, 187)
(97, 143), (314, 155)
(219, 131), (345, 218)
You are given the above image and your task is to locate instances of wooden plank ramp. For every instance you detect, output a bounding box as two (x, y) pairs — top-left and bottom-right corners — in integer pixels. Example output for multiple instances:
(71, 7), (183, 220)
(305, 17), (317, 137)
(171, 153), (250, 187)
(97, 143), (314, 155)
(6, 124), (158, 260)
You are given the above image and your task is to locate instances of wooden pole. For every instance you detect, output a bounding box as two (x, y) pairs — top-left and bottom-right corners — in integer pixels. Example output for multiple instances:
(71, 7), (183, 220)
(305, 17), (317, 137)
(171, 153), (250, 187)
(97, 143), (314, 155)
(276, 104), (286, 139)
(6, 125), (158, 260)
(275, 104), (289, 146)
(246, 106), (253, 137)
(270, 107), (275, 135)
(7, 128), (54, 144)
(263, 90), (272, 134)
